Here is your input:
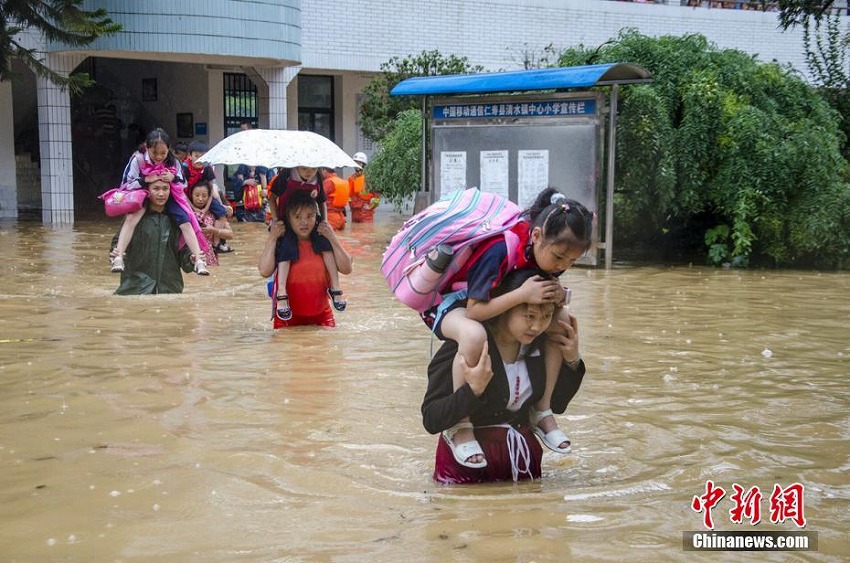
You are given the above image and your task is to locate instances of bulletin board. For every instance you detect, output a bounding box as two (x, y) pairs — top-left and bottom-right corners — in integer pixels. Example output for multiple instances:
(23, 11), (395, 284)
(430, 92), (604, 215)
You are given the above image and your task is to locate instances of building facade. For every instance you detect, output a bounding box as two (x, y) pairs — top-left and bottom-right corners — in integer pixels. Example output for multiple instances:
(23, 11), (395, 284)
(1, 0), (817, 222)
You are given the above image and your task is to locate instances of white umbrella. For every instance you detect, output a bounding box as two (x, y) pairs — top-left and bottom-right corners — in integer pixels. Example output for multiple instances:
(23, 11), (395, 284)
(198, 129), (359, 169)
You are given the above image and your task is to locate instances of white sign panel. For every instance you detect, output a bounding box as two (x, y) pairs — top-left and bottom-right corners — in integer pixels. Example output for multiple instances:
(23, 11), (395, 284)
(479, 150), (509, 198)
(517, 150), (549, 208)
(440, 151), (467, 196)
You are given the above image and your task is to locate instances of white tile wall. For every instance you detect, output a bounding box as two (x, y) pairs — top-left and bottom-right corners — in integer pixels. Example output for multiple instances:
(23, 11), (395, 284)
(300, 0), (809, 78)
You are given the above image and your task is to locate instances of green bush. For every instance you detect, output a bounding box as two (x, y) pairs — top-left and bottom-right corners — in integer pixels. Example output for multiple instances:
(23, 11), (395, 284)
(358, 50), (482, 143)
(558, 30), (850, 268)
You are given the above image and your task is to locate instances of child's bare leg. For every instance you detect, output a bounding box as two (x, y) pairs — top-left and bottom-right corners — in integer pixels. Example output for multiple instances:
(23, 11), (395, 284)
(179, 222), (203, 256)
(111, 207), (145, 270)
(322, 252), (342, 292)
(179, 222), (209, 275)
(440, 309), (488, 391)
(275, 261), (292, 317)
(212, 217), (226, 246)
(535, 308), (571, 450)
(440, 308), (488, 464)
(322, 251), (346, 310)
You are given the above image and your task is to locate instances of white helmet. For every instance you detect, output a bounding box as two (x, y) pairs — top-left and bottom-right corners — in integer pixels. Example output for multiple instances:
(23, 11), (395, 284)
(352, 152), (368, 166)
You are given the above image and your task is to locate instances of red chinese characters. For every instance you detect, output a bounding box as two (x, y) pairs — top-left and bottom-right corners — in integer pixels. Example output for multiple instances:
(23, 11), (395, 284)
(769, 483), (806, 528)
(691, 480), (727, 530)
(692, 481), (807, 529)
(729, 483), (763, 525)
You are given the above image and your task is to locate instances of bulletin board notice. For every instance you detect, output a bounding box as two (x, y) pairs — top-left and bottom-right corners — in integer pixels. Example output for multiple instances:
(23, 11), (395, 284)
(431, 117), (601, 214)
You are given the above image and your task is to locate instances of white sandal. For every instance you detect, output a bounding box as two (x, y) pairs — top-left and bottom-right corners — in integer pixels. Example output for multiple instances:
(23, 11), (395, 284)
(193, 255), (210, 276)
(529, 408), (572, 454)
(443, 421), (487, 469)
(110, 254), (125, 273)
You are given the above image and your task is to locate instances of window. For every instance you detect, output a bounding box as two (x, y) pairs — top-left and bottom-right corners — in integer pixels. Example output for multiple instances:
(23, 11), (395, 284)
(298, 75), (334, 141)
(223, 73), (258, 136)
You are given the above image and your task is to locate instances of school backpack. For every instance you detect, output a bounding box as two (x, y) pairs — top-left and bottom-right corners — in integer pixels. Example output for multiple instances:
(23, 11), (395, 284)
(242, 183), (263, 211)
(381, 188), (522, 313)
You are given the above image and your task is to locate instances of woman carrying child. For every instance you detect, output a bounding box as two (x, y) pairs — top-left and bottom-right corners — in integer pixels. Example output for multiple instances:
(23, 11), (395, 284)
(422, 268), (585, 484)
(110, 128), (212, 276)
(189, 183), (233, 267)
(182, 140), (234, 254)
(424, 187), (594, 467)
(267, 166), (348, 319)
(257, 189), (353, 328)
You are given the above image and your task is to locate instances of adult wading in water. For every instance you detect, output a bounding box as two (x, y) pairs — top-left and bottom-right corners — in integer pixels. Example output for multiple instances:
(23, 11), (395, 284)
(421, 268), (586, 485)
(111, 179), (194, 295)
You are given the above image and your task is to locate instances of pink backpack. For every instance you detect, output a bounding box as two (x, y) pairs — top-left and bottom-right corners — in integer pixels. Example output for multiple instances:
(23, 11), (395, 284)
(99, 153), (149, 217)
(381, 188), (522, 313)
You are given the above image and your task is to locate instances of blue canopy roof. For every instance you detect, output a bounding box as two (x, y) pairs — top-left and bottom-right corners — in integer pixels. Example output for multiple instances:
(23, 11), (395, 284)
(391, 63), (652, 96)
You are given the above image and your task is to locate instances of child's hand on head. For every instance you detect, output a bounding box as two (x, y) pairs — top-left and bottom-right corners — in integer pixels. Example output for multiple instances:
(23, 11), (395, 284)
(555, 285), (570, 307)
(520, 275), (563, 305)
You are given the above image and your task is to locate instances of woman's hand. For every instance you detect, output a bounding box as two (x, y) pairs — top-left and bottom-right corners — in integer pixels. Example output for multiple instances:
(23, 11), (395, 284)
(460, 341), (493, 396)
(548, 314), (580, 364)
(317, 220), (334, 239)
(520, 275), (563, 304)
(269, 219), (286, 240)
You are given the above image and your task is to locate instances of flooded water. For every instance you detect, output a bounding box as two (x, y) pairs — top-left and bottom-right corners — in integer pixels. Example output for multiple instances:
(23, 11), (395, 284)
(0, 211), (848, 561)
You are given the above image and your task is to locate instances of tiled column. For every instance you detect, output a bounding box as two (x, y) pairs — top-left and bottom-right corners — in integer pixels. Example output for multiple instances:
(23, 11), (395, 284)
(0, 80), (17, 218)
(36, 53), (84, 224)
(250, 66), (300, 130)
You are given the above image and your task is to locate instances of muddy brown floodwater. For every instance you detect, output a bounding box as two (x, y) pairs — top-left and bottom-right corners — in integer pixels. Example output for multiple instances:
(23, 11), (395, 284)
(0, 211), (848, 561)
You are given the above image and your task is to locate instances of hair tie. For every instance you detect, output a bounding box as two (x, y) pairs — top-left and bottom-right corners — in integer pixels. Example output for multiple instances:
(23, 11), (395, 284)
(550, 192), (568, 206)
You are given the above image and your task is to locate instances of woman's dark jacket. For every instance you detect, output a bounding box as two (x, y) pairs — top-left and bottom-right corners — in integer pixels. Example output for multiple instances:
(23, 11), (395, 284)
(421, 331), (585, 434)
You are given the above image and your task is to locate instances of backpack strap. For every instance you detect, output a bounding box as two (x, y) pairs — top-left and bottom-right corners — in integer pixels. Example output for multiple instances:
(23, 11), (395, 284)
(503, 229), (521, 268)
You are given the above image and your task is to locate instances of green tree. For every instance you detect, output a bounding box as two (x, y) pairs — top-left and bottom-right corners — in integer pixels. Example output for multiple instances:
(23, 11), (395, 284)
(367, 109), (422, 210)
(777, 0), (836, 29)
(558, 29), (850, 268)
(802, 12), (850, 158)
(1, 0), (119, 93)
(358, 50), (482, 143)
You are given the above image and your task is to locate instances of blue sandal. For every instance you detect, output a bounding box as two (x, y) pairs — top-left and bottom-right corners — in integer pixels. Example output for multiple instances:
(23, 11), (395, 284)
(275, 294), (292, 321)
(328, 288), (347, 312)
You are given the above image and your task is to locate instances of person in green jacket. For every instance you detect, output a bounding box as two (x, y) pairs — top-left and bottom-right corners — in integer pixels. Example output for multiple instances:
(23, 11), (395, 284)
(111, 179), (194, 295)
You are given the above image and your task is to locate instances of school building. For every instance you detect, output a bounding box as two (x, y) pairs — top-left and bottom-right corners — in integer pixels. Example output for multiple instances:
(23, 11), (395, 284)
(1, 0), (820, 222)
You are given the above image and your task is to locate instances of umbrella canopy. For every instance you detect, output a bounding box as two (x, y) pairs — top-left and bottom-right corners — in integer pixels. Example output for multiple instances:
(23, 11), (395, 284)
(198, 129), (358, 169)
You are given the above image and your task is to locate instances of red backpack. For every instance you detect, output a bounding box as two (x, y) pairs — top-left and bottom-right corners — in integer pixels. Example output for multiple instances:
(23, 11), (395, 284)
(243, 183), (262, 211)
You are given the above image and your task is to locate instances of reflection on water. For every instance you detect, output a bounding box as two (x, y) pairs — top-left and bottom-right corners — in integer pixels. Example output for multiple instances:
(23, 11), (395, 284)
(0, 213), (848, 561)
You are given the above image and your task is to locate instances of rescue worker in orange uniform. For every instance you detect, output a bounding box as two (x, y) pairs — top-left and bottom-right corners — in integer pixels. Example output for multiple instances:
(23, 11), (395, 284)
(347, 152), (379, 223)
(322, 167), (350, 230)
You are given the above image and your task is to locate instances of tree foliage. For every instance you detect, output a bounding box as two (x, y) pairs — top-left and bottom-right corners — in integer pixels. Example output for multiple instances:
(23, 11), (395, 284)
(803, 12), (850, 158)
(558, 29), (850, 268)
(0, 0), (119, 93)
(777, 0), (836, 29)
(367, 109), (422, 210)
(358, 50), (482, 143)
